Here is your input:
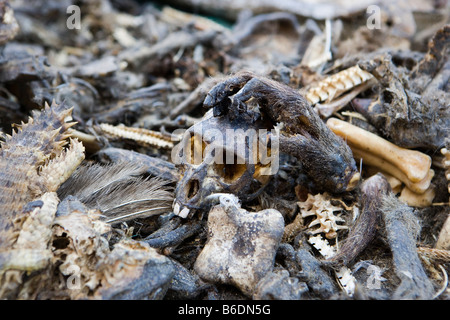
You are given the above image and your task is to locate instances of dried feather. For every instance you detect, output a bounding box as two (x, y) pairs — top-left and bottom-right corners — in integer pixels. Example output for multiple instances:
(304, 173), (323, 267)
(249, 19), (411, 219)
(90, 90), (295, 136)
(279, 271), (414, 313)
(58, 162), (173, 224)
(58, 162), (146, 202)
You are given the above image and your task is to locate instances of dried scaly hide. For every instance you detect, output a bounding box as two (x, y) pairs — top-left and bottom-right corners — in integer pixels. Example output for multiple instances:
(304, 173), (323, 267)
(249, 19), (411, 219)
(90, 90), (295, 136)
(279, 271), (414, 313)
(0, 100), (85, 298)
(58, 162), (174, 224)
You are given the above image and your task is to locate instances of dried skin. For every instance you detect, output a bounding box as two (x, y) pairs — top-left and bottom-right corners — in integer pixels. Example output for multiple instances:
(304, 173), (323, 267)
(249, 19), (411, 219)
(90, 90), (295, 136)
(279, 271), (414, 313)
(411, 25), (450, 84)
(0, 101), (85, 298)
(356, 48), (449, 150)
(0, 101), (84, 252)
(381, 193), (435, 299)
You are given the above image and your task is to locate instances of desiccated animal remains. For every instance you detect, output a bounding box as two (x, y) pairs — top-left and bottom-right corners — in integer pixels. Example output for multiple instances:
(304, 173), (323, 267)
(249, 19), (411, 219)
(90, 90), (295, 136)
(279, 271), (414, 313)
(172, 108), (275, 218)
(173, 71), (361, 218)
(325, 173), (389, 267)
(0, 100), (85, 298)
(381, 192), (435, 299)
(205, 71), (361, 192)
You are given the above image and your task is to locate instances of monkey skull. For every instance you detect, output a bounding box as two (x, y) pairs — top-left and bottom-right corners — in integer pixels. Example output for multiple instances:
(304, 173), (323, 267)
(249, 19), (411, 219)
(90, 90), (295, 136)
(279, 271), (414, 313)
(172, 110), (277, 218)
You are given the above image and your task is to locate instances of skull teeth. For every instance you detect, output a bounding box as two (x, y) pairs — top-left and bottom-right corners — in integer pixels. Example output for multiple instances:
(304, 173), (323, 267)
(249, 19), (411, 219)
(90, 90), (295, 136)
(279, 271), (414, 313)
(173, 202), (180, 215)
(179, 207), (190, 218)
(173, 201), (190, 218)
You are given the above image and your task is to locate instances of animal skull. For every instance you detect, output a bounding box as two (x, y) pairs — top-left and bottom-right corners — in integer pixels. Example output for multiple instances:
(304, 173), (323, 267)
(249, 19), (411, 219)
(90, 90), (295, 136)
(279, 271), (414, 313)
(172, 110), (277, 218)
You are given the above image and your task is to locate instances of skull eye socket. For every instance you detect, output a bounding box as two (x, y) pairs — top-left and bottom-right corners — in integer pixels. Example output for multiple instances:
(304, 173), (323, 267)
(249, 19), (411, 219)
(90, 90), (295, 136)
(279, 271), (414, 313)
(214, 152), (247, 183)
(214, 162), (248, 183)
(186, 179), (200, 200)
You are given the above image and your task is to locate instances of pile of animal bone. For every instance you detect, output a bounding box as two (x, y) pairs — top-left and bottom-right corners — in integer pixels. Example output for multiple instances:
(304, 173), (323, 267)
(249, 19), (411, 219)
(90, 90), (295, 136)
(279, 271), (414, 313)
(0, 0), (449, 300)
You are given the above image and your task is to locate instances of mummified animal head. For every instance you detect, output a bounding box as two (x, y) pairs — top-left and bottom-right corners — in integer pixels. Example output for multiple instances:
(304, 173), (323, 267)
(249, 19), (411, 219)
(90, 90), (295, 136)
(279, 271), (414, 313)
(171, 110), (277, 218)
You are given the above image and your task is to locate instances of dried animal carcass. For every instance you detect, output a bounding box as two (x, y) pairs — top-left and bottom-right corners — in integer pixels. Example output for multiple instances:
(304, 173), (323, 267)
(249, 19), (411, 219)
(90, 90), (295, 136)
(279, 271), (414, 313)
(173, 71), (361, 218)
(0, 101), (85, 298)
(354, 26), (449, 151)
(204, 71), (361, 192)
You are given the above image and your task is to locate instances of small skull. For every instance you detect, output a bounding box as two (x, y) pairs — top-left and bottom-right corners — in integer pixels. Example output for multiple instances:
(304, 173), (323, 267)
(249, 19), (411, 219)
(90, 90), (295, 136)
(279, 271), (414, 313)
(172, 110), (276, 218)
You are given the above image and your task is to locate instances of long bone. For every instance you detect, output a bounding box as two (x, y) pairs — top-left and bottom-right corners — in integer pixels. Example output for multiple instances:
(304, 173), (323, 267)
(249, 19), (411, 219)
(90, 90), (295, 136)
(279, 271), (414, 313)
(326, 118), (433, 192)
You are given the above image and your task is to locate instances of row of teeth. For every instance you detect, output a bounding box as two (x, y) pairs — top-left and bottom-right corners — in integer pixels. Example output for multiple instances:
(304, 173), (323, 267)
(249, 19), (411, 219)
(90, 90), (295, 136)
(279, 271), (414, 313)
(173, 201), (190, 218)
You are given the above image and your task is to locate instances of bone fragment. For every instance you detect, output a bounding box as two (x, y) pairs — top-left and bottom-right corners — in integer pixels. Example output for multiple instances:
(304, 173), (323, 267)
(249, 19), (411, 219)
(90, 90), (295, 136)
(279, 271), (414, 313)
(98, 123), (174, 149)
(442, 148), (450, 203)
(327, 118), (432, 185)
(306, 66), (374, 105)
(399, 186), (436, 208)
(194, 194), (284, 297)
(436, 214), (450, 251)
(381, 172), (402, 194)
(351, 147), (434, 194)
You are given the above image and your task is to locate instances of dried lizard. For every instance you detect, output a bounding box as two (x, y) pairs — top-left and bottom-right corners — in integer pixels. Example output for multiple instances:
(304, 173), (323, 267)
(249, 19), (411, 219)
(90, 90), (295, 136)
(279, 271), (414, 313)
(0, 101), (85, 297)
